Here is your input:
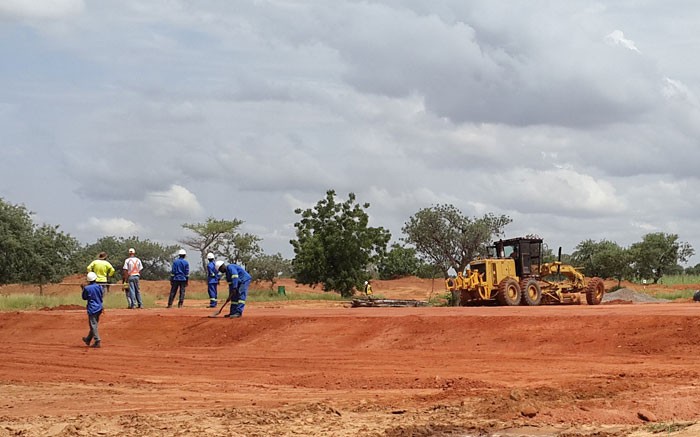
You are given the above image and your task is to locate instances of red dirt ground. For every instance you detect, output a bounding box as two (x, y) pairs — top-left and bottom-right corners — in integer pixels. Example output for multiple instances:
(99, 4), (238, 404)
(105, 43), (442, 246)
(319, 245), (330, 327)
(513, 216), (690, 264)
(1, 277), (700, 436)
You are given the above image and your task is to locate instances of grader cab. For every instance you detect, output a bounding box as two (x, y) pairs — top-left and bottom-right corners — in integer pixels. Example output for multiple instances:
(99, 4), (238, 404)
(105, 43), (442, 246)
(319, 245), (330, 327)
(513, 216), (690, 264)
(446, 237), (605, 306)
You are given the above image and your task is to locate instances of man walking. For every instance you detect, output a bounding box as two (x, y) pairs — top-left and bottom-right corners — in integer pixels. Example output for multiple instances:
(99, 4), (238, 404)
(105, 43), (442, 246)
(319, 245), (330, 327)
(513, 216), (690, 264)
(82, 272), (104, 348)
(122, 248), (144, 309)
(168, 249), (189, 308)
(87, 252), (115, 293)
(215, 260), (252, 318)
(206, 252), (220, 308)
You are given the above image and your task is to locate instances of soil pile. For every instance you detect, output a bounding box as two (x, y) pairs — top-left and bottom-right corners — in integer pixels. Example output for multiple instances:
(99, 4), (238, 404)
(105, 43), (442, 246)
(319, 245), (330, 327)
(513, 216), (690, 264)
(602, 288), (666, 304)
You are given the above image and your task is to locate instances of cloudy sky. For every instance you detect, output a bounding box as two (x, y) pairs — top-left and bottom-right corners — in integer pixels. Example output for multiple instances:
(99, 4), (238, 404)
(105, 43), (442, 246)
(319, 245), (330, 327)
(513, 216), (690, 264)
(2, 0), (700, 267)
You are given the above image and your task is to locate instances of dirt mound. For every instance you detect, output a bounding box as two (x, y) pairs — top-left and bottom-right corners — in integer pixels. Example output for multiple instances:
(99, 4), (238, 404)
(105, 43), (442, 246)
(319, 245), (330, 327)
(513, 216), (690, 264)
(602, 288), (666, 304)
(39, 304), (84, 311)
(2, 303), (700, 436)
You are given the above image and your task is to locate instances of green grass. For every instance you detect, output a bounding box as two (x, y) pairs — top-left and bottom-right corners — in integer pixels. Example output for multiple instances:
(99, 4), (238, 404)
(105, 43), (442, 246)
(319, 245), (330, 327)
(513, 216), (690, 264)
(648, 289), (697, 301)
(0, 286), (347, 311)
(657, 274), (700, 285)
(645, 421), (693, 434)
(0, 290), (157, 311)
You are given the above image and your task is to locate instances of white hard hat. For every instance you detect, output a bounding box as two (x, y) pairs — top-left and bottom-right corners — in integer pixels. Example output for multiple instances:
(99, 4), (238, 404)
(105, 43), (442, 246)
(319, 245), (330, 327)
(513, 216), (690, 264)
(215, 260), (225, 270)
(87, 272), (98, 282)
(364, 281), (368, 285)
(207, 252), (215, 260)
(128, 248), (135, 254)
(178, 249), (187, 256)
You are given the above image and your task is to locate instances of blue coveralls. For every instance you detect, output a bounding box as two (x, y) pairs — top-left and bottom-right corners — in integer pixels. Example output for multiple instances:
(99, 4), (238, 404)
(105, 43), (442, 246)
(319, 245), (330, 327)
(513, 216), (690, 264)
(82, 282), (104, 345)
(168, 256), (189, 307)
(207, 259), (220, 307)
(225, 263), (252, 316)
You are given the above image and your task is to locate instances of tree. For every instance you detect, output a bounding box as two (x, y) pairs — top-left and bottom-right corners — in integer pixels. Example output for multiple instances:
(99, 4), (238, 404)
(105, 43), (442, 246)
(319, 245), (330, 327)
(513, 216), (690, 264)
(685, 264), (700, 275)
(247, 253), (292, 288)
(77, 236), (179, 280)
(571, 239), (632, 287)
(216, 231), (262, 266)
(378, 244), (420, 279)
(290, 190), (391, 297)
(402, 205), (511, 276)
(629, 233), (694, 284)
(0, 198), (80, 291)
(0, 199), (35, 284)
(180, 218), (243, 272)
(27, 224), (81, 294)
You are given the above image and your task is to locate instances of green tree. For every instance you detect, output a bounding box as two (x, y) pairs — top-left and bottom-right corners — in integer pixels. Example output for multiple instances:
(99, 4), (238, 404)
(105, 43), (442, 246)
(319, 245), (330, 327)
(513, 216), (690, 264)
(572, 239), (632, 287)
(77, 236), (179, 280)
(378, 244), (420, 279)
(0, 199), (35, 284)
(402, 205), (511, 276)
(685, 264), (700, 275)
(0, 199), (80, 290)
(216, 231), (262, 266)
(290, 190), (391, 297)
(629, 233), (694, 284)
(247, 253), (292, 287)
(26, 224), (81, 294)
(180, 218), (244, 272)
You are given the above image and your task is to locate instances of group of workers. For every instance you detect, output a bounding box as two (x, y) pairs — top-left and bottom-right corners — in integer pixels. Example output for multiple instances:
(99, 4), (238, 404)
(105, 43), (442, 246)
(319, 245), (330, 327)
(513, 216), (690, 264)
(81, 248), (252, 348)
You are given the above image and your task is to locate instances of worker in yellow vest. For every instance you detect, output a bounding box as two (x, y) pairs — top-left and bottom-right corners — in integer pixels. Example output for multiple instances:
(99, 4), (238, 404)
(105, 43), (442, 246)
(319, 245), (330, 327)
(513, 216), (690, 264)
(87, 252), (115, 292)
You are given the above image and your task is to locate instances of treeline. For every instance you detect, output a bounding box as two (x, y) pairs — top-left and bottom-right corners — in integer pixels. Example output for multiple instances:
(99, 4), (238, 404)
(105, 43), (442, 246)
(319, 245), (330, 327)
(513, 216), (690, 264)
(1, 191), (696, 295)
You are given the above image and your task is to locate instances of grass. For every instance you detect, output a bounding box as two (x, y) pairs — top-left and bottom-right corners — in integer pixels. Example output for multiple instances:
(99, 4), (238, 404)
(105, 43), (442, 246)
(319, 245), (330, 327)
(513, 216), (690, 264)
(0, 285), (347, 311)
(0, 291), (157, 311)
(648, 289), (697, 301)
(657, 274), (700, 285)
(645, 421), (693, 434)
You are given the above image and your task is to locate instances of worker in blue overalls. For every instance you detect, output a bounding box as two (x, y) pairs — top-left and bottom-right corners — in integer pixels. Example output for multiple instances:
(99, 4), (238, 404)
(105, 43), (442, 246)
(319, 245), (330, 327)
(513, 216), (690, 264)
(215, 260), (252, 318)
(206, 252), (220, 308)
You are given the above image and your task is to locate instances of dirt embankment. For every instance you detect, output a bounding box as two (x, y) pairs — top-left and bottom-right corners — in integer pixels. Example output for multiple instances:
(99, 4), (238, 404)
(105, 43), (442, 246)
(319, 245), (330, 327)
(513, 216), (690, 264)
(2, 276), (700, 436)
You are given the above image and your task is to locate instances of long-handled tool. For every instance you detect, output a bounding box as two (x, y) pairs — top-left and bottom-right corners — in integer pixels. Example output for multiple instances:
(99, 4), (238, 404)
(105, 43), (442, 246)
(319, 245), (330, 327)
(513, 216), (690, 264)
(207, 294), (232, 318)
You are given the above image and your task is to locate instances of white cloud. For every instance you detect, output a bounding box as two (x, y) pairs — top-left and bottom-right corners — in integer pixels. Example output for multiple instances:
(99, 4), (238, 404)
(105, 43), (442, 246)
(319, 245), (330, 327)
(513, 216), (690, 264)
(605, 30), (641, 53)
(492, 167), (624, 216)
(0, 0), (84, 19)
(144, 185), (204, 218)
(78, 217), (141, 236)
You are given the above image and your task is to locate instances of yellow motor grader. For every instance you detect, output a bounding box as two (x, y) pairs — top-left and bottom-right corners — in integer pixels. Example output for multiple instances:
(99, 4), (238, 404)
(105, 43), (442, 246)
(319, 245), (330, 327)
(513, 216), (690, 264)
(445, 237), (605, 306)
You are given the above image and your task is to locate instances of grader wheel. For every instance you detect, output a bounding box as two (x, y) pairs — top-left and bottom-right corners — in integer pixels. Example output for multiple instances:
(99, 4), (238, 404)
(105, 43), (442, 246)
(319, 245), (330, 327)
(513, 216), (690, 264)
(519, 278), (542, 306)
(585, 277), (605, 305)
(496, 278), (521, 306)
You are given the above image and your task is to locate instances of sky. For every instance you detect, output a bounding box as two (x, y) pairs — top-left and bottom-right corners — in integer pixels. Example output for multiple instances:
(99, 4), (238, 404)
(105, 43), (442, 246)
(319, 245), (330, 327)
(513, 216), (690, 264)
(2, 0), (700, 267)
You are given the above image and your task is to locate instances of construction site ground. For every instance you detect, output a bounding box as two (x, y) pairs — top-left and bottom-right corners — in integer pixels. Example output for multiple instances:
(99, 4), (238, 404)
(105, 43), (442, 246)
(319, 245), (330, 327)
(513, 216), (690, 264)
(1, 277), (700, 436)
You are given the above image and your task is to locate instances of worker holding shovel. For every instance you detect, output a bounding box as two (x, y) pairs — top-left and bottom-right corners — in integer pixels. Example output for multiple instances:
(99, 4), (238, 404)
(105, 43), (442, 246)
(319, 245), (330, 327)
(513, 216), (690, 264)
(215, 260), (251, 318)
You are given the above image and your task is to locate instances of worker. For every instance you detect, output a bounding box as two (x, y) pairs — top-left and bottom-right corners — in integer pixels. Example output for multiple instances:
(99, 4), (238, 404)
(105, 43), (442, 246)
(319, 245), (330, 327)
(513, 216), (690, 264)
(206, 252), (219, 308)
(168, 249), (189, 308)
(122, 248), (144, 309)
(81, 272), (104, 348)
(364, 280), (373, 297)
(215, 260), (251, 318)
(87, 252), (115, 293)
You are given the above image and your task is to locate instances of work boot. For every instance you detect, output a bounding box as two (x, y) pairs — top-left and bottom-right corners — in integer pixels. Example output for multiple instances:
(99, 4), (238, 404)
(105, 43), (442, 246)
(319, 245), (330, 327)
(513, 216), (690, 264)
(229, 313), (242, 318)
(91, 341), (101, 348)
(167, 304), (172, 308)
(82, 337), (91, 346)
(177, 302), (183, 308)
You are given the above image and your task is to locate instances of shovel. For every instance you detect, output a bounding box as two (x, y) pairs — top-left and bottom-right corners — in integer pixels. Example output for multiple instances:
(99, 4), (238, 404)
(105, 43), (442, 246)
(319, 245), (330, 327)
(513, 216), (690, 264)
(207, 295), (231, 318)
